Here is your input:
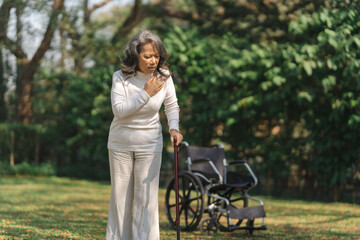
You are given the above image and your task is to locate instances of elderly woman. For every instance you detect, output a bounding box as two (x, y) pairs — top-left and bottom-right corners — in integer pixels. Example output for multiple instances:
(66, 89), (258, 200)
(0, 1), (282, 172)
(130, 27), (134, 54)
(106, 30), (183, 240)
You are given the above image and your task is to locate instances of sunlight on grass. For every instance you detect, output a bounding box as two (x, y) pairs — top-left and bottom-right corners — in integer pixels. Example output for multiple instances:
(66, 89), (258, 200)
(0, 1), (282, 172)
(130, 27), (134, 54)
(1, 176), (359, 239)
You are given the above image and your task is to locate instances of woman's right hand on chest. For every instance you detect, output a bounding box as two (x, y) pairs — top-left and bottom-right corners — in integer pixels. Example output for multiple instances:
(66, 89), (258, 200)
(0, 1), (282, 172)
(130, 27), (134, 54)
(144, 74), (165, 97)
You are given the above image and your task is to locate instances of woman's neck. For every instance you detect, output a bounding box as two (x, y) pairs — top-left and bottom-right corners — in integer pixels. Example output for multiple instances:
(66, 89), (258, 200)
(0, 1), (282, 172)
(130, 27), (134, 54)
(136, 70), (154, 79)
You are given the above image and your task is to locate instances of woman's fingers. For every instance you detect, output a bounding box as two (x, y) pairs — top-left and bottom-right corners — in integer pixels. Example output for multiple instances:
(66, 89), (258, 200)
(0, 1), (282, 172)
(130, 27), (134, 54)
(172, 135), (183, 146)
(150, 74), (161, 83)
(170, 136), (174, 147)
(156, 75), (165, 90)
(145, 74), (165, 97)
(170, 130), (183, 146)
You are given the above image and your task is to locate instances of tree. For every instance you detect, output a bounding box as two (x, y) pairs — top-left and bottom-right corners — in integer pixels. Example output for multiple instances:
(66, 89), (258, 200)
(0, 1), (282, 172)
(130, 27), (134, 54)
(0, 0), (13, 121)
(0, 0), (65, 124)
(61, 0), (113, 74)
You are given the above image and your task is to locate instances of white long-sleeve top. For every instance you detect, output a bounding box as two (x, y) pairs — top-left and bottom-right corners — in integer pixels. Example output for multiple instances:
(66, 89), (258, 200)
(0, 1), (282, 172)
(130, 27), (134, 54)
(107, 70), (180, 152)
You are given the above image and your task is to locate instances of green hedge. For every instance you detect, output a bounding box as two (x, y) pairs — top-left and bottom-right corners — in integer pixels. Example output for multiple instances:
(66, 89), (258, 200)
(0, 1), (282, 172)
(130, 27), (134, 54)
(0, 162), (56, 176)
(0, 123), (47, 164)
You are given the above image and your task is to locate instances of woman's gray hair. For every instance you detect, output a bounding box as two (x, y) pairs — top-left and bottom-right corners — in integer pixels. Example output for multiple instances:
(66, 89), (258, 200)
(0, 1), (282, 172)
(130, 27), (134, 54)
(121, 30), (170, 79)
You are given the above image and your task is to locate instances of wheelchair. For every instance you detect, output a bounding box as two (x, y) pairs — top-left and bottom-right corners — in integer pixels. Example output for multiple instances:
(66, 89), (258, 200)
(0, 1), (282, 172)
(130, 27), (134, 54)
(165, 141), (266, 236)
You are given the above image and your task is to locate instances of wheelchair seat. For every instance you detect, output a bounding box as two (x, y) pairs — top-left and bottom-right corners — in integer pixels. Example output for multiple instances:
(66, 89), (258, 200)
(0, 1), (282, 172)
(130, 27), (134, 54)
(226, 172), (255, 187)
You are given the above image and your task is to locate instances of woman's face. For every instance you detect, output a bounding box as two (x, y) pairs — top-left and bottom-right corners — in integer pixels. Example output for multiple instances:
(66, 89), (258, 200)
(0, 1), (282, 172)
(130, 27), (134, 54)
(137, 42), (160, 74)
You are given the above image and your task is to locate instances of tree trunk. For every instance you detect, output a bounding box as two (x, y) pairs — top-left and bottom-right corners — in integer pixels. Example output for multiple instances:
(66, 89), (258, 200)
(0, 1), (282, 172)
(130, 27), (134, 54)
(68, 0), (112, 74)
(0, 49), (6, 121)
(111, 0), (142, 44)
(332, 184), (340, 202)
(266, 167), (271, 194)
(15, 0), (64, 124)
(10, 130), (14, 166)
(0, 0), (13, 121)
(17, 67), (34, 124)
(35, 135), (40, 164)
(60, 24), (66, 70)
(74, 58), (83, 74)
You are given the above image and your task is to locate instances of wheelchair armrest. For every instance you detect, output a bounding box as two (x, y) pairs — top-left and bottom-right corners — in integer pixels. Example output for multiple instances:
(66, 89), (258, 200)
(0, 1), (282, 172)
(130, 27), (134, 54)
(208, 143), (224, 148)
(180, 141), (189, 147)
(192, 158), (211, 164)
(228, 160), (248, 166)
(191, 158), (223, 183)
(225, 159), (258, 188)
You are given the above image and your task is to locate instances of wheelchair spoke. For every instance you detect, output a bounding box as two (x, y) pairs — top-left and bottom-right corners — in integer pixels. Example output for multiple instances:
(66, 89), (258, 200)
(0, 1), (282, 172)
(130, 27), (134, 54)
(185, 207), (189, 227)
(181, 176), (187, 199)
(178, 192), (184, 201)
(169, 184), (185, 202)
(179, 204), (185, 215)
(185, 208), (196, 226)
(188, 196), (201, 202)
(185, 186), (191, 199)
(230, 197), (244, 203)
(168, 200), (184, 209)
(186, 184), (195, 198)
(188, 205), (197, 216)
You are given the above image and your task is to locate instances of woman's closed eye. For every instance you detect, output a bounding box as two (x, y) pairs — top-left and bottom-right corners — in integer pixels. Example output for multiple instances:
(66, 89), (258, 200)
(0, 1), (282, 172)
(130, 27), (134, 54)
(145, 55), (159, 59)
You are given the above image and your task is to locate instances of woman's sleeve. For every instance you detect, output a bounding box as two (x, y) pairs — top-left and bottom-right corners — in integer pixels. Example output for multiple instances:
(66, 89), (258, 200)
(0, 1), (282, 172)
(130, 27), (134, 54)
(164, 76), (180, 131)
(111, 73), (150, 119)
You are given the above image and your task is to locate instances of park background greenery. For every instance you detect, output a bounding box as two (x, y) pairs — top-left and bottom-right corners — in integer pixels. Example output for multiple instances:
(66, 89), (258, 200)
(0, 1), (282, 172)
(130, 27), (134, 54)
(0, 0), (360, 206)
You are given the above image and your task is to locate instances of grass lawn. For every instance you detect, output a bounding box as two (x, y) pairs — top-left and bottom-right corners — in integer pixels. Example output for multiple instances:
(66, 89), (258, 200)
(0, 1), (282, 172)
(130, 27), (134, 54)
(0, 176), (359, 239)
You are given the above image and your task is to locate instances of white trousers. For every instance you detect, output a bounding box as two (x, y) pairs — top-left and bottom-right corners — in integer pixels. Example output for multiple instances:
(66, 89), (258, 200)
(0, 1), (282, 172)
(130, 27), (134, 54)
(106, 150), (162, 240)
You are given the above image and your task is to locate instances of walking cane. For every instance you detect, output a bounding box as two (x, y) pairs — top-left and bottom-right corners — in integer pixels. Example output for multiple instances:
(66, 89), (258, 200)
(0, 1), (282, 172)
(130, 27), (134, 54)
(174, 136), (180, 240)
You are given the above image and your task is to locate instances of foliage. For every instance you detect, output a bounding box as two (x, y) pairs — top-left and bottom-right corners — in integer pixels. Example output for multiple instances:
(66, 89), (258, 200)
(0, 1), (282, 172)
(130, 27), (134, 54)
(286, 5), (360, 198)
(0, 161), (56, 176)
(163, 0), (325, 42)
(31, 68), (113, 180)
(164, 27), (299, 191)
(163, 3), (360, 200)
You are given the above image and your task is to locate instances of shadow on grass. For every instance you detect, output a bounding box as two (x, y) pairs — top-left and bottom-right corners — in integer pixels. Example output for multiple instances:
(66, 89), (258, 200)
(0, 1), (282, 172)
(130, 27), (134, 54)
(0, 177), (108, 239)
(267, 205), (360, 223)
(1, 207), (106, 234)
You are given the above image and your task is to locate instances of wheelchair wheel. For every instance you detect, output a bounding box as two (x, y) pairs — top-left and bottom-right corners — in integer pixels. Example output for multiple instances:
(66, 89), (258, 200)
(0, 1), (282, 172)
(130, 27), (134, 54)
(165, 171), (204, 231)
(200, 217), (218, 236)
(207, 192), (248, 231)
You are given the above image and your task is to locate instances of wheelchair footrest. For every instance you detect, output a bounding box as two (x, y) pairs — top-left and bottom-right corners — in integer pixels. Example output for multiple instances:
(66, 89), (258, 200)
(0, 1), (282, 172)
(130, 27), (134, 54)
(229, 224), (267, 232)
(227, 205), (266, 220)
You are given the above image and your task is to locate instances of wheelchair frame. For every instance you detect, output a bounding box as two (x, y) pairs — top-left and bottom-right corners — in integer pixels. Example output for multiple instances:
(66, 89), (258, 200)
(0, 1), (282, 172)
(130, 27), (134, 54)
(165, 141), (266, 236)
